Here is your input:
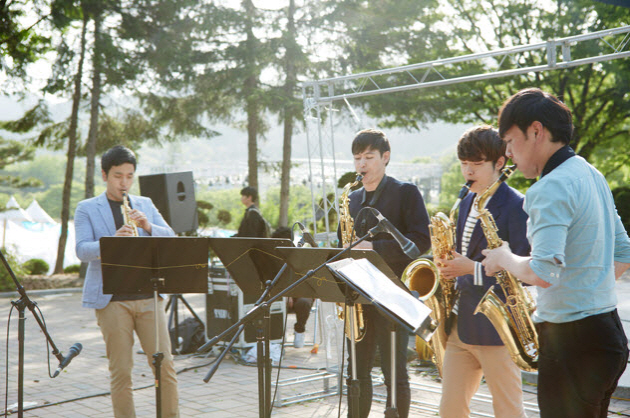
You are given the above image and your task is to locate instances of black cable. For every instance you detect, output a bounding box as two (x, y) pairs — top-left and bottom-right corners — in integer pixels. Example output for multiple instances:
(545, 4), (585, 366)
(3, 304), (15, 418)
(32, 303), (55, 379)
(269, 298), (290, 414)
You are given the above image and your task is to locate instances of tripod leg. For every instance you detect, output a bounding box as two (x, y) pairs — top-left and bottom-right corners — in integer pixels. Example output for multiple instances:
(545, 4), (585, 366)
(177, 295), (204, 324)
(384, 328), (398, 418)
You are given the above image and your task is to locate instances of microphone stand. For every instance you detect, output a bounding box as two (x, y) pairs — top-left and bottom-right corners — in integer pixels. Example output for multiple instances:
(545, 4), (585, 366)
(0, 249), (67, 418)
(198, 229), (378, 418)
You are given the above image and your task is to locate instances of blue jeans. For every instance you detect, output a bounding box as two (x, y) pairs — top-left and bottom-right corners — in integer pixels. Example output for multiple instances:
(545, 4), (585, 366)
(346, 305), (410, 418)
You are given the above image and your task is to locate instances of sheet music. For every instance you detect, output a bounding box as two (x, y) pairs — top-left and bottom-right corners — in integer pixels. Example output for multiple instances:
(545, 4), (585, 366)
(328, 258), (432, 332)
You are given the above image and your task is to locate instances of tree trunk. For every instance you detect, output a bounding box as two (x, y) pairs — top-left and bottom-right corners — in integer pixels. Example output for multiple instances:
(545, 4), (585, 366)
(244, 0), (258, 191)
(85, 5), (102, 199)
(278, 0), (297, 228)
(54, 12), (88, 274)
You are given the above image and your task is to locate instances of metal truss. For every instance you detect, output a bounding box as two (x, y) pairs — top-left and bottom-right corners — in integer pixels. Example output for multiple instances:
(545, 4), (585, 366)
(302, 25), (630, 243)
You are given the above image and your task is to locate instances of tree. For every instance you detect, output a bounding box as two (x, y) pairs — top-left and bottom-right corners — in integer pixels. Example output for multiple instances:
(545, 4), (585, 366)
(356, 0), (630, 187)
(54, 6), (88, 274)
(0, 0), (52, 89)
(268, 0), (311, 227)
(0, 139), (38, 188)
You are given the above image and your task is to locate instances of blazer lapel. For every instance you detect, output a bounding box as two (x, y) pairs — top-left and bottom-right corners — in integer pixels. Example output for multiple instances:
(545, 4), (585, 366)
(97, 193), (117, 236)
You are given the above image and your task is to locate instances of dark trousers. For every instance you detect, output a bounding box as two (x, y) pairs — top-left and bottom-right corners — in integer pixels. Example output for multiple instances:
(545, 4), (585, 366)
(536, 309), (628, 418)
(292, 298), (313, 333)
(346, 305), (410, 418)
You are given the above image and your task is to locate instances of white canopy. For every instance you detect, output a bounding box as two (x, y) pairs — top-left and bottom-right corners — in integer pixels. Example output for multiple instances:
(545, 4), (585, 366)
(26, 199), (56, 224)
(1, 196), (33, 223)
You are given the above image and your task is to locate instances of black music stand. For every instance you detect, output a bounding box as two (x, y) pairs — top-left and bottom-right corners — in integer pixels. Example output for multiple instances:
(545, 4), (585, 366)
(326, 257), (435, 418)
(277, 247), (435, 418)
(204, 237), (294, 418)
(100, 237), (208, 418)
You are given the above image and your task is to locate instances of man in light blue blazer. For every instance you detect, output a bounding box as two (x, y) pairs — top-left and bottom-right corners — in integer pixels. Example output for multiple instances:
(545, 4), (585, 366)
(75, 145), (179, 418)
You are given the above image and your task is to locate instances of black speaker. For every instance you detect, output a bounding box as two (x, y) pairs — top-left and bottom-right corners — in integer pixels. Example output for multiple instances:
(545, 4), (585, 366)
(139, 171), (198, 234)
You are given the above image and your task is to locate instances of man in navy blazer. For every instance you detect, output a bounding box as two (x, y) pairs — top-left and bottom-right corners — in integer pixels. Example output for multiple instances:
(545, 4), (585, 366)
(436, 126), (529, 418)
(338, 129), (431, 418)
(75, 145), (179, 417)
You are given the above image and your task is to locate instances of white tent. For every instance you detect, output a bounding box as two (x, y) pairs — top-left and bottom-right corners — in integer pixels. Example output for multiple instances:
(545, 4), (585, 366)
(26, 199), (57, 224)
(1, 196), (34, 247)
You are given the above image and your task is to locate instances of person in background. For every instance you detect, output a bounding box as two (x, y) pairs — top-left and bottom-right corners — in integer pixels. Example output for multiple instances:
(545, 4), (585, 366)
(74, 145), (179, 418)
(272, 226), (314, 348)
(482, 88), (630, 418)
(234, 186), (269, 238)
(436, 125), (529, 418)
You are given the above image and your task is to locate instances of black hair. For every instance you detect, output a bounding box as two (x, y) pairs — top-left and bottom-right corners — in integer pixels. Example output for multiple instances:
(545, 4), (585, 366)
(101, 145), (137, 175)
(271, 226), (292, 239)
(457, 125), (506, 169)
(498, 88), (573, 144)
(240, 186), (259, 202)
(351, 128), (391, 157)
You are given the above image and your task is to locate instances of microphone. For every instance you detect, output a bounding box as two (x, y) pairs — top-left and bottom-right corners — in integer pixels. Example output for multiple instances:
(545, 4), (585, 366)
(369, 209), (421, 259)
(52, 343), (83, 378)
(296, 222), (317, 247)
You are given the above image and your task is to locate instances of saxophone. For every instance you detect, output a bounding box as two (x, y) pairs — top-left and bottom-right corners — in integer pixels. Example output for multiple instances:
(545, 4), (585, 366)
(122, 192), (139, 236)
(473, 165), (539, 371)
(402, 181), (471, 376)
(337, 173), (366, 342)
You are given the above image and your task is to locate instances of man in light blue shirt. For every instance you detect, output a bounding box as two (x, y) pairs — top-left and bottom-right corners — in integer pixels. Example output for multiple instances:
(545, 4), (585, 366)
(482, 88), (630, 418)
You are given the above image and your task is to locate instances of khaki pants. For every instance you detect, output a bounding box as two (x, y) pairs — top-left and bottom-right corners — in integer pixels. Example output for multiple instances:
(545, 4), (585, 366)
(439, 320), (527, 418)
(95, 299), (179, 418)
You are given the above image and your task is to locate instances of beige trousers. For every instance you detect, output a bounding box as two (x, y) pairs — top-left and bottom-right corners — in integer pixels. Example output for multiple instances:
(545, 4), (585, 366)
(95, 299), (179, 418)
(439, 320), (527, 418)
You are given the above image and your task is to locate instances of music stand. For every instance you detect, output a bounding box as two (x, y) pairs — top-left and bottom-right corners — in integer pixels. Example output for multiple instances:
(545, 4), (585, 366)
(208, 237), (294, 298)
(205, 237), (294, 418)
(277, 247), (435, 418)
(326, 257), (435, 418)
(100, 237), (208, 418)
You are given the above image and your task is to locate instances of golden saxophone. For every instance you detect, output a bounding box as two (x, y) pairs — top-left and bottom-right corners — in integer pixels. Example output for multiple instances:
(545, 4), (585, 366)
(337, 173), (366, 342)
(402, 180), (472, 376)
(122, 192), (139, 236)
(473, 165), (538, 371)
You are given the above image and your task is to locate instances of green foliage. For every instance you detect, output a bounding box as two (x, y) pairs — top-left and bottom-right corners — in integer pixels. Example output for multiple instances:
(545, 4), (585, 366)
(63, 264), (81, 274)
(0, 138), (39, 188)
(355, 0), (630, 185)
(216, 210), (232, 225)
(0, 246), (26, 291)
(612, 186), (630, 235)
(338, 172), (363, 190)
(22, 258), (50, 275)
(0, 0), (53, 85)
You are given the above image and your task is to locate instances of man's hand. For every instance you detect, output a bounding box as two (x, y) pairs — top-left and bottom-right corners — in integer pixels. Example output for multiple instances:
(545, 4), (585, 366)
(435, 251), (474, 280)
(128, 209), (152, 234)
(115, 225), (137, 236)
(481, 242), (512, 275)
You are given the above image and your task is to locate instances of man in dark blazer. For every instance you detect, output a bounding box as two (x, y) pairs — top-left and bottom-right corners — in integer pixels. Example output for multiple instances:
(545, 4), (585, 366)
(435, 126), (529, 418)
(338, 128), (431, 418)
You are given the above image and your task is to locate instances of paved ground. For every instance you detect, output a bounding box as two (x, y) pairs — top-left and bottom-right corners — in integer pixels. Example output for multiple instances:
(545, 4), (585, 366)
(0, 274), (629, 417)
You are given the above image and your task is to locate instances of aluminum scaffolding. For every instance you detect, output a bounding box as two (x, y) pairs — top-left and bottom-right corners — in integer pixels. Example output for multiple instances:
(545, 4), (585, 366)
(301, 25), (630, 243)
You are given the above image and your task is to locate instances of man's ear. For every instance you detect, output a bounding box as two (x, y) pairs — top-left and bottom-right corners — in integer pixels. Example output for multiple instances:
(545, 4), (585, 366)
(496, 155), (506, 171)
(382, 150), (391, 165)
(531, 121), (544, 142)
(101, 170), (107, 181)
